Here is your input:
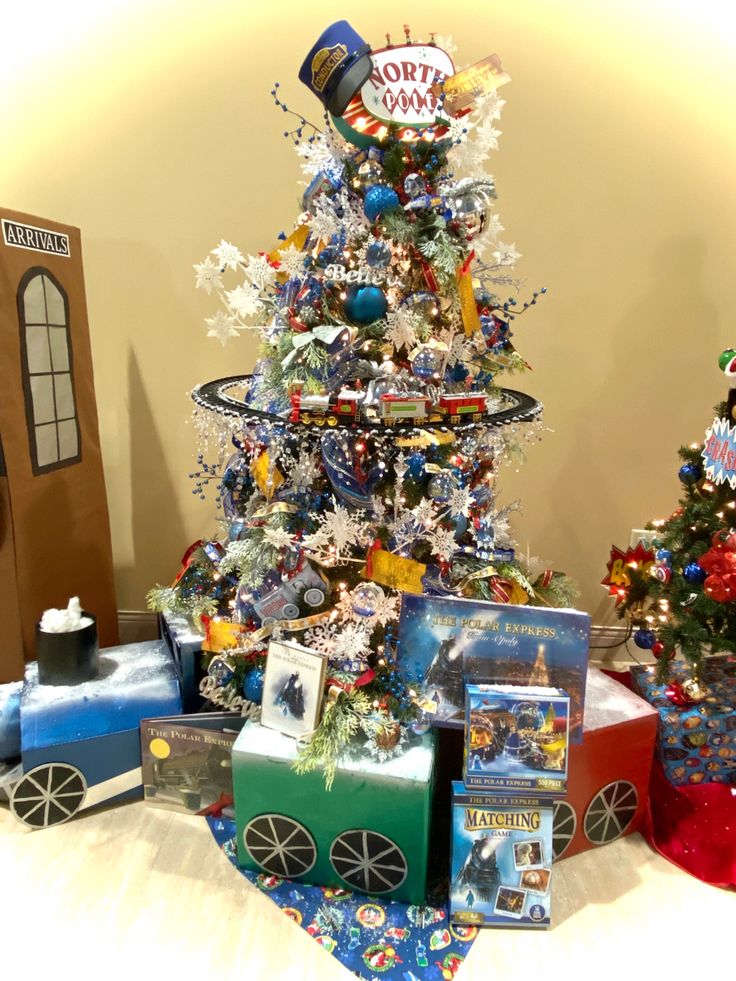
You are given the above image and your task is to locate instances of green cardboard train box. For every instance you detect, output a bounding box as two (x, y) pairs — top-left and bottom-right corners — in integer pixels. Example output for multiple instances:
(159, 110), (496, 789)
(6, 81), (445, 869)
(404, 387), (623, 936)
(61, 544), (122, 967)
(232, 722), (436, 904)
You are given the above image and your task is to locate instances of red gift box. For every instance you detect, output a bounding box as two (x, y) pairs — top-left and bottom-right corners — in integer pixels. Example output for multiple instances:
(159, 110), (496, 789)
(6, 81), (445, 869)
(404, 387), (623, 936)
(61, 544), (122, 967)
(554, 667), (658, 861)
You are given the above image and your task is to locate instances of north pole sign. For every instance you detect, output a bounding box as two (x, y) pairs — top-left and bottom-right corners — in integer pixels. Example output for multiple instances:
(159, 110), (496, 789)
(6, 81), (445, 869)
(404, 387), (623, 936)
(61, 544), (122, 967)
(360, 44), (454, 127)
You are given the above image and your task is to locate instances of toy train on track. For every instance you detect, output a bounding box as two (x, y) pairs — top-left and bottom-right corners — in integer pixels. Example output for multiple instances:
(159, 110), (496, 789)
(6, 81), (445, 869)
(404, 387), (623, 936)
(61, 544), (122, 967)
(290, 388), (488, 426)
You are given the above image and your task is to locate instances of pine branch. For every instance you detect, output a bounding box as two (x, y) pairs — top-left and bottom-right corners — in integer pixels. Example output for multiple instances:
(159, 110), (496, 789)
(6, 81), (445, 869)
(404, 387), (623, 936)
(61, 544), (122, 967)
(292, 689), (372, 790)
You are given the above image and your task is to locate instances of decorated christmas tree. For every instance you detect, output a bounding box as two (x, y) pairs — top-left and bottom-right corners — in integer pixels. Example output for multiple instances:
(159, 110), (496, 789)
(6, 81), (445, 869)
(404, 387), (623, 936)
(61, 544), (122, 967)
(148, 22), (576, 781)
(621, 350), (736, 688)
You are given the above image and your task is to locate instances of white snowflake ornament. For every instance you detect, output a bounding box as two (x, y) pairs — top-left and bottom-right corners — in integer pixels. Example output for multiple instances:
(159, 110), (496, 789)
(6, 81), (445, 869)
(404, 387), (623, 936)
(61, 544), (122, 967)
(193, 256), (223, 295)
(205, 310), (239, 346)
(226, 284), (264, 319)
(278, 243), (307, 280)
(211, 240), (244, 271)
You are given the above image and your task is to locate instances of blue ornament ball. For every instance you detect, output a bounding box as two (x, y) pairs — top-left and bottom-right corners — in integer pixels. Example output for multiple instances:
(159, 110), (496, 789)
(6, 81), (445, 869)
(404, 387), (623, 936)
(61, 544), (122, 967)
(655, 548), (672, 565)
(678, 463), (702, 485)
(633, 628), (656, 650)
(242, 666), (265, 704)
(363, 185), (400, 222)
(683, 562), (707, 584)
(406, 451), (426, 480)
(365, 240), (392, 268)
(344, 284), (388, 324)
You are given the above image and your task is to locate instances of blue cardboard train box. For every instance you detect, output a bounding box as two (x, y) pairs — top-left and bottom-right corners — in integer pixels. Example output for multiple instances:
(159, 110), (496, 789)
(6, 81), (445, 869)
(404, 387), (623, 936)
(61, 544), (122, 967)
(463, 685), (569, 796)
(2, 641), (181, 828)
(450, 783), (553, 928)
(396, 595), (590, 741)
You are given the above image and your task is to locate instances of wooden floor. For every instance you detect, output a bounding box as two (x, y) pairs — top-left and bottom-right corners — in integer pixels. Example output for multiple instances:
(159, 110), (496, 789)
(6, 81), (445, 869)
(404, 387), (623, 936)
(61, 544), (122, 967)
(1, 800), (732, 980)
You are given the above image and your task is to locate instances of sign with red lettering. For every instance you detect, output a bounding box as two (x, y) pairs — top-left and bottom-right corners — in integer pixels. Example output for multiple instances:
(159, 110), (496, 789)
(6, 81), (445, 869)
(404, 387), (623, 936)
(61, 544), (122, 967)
(702, 417), (736, 488)
(361, 44), (454, 127)
(602, 542), (656, 605)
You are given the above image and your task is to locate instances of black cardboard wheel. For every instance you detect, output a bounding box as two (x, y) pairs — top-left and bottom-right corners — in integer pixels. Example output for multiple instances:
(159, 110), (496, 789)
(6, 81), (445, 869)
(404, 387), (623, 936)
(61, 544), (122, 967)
(583, 780), (638, 846)
(243, 814), (317, 877)
(329, 829), (408, 894)
(552, 800), (577, 860)
(10, 763), (87, 829)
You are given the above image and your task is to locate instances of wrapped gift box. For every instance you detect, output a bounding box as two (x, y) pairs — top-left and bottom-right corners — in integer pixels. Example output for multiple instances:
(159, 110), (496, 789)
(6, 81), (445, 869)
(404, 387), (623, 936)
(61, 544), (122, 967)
(12, 641), (181, 828)
(631, 654), (736, 787)
(159, 613), (205, 712)
(554, 667), (658, 861)
(232, 722), (436, 904)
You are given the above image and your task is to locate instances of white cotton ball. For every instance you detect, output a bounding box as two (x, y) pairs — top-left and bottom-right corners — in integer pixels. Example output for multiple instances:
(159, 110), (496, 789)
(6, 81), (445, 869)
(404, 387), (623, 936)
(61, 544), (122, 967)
(40, 597), (92, 632)
(40, 608), (66, 632)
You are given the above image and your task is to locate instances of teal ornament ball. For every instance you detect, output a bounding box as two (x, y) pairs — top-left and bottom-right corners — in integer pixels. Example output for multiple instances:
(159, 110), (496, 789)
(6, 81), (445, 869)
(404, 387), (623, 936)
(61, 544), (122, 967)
(363, 185), (400, 221)
(344, 284), (388, 324)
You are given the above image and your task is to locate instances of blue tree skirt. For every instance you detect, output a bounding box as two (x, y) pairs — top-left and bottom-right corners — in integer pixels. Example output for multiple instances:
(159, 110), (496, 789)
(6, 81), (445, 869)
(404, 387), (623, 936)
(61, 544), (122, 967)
(208, 817), (477, 980)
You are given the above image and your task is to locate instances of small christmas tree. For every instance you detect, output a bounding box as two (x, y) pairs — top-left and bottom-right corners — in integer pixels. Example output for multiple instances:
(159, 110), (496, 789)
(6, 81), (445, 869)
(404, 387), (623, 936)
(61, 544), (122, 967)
(149, 24), (577, 781)
(622, 349), (736, 685)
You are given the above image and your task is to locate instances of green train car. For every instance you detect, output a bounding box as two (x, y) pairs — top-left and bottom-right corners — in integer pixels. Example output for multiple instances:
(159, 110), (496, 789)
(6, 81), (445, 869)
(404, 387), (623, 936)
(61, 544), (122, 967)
(232, 723), (436, 904)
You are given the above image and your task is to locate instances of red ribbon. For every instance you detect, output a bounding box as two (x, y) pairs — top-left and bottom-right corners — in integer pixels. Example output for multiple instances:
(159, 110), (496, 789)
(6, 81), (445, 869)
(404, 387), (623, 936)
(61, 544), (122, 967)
(365, 539), (383, 579)
(325, 668), (376, 693)
(260, 250), (281, 269)
(490, 577), (512, 603)
(172, 539), (205, 585)
(419, 258), (439, 292)
(459, 250), (476, 277)
(198, 792), (234, 818)
(287, 310), (310, 333)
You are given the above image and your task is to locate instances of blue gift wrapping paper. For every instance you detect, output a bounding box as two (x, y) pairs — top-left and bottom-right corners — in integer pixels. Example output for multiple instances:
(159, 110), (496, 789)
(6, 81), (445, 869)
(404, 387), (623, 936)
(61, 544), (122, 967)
(631, 654), (736, 786)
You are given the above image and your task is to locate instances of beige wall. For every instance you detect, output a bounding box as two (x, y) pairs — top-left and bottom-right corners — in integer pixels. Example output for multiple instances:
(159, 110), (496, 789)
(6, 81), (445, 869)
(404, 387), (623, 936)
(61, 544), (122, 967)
(2, 1), (735, 622)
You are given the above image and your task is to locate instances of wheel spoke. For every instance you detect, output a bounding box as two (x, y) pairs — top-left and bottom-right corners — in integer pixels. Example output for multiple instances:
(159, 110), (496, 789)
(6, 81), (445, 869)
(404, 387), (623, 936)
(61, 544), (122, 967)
(52, 772), (79, 794)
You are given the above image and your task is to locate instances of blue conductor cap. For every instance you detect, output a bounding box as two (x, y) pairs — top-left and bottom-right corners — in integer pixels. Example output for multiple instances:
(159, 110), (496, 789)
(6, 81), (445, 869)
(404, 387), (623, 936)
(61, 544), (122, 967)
(298, 20), (372, 117)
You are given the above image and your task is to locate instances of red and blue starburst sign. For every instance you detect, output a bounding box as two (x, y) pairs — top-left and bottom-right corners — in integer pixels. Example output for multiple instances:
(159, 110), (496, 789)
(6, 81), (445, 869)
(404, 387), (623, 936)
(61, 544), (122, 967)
(602, 542), (655, 605)
(702, 417), (736, 489)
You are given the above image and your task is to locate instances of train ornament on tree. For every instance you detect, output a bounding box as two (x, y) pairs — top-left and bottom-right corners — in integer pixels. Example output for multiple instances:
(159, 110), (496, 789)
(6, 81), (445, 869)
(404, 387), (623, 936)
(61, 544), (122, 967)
(290, 387), (488, 427)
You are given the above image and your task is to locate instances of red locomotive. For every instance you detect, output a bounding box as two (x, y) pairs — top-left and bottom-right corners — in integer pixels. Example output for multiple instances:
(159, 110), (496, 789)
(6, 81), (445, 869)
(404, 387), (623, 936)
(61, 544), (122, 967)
(289, 391), (362, 425)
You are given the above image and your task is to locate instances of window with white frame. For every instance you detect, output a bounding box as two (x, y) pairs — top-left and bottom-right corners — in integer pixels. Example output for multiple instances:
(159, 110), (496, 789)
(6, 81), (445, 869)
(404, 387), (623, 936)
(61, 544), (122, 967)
(19, 268), (81, 473)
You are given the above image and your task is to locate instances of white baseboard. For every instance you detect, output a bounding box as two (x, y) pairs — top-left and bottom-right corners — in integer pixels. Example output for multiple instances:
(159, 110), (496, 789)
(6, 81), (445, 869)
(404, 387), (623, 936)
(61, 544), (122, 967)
(115, 611), (648, 671)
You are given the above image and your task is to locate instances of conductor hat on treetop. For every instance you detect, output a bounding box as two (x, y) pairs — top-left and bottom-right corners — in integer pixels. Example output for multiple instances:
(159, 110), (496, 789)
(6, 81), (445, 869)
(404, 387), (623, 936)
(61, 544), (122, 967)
(298, 20), (373, 116)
